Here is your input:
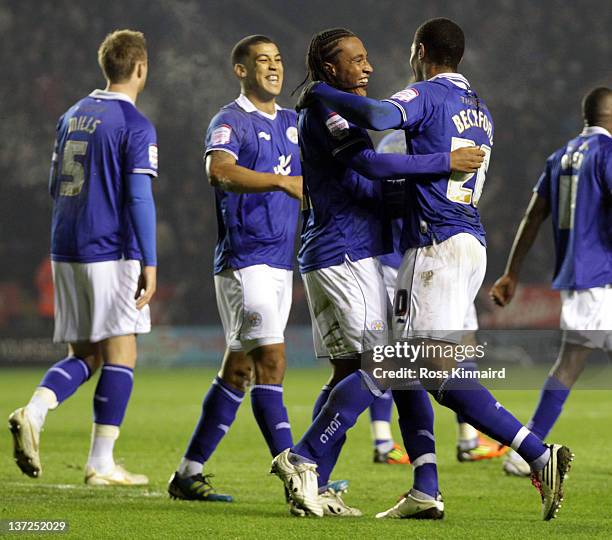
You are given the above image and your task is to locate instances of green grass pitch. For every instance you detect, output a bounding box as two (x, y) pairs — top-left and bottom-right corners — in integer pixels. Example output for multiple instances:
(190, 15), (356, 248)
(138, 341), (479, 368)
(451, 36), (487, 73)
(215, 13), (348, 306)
(1, 368), (611, 539)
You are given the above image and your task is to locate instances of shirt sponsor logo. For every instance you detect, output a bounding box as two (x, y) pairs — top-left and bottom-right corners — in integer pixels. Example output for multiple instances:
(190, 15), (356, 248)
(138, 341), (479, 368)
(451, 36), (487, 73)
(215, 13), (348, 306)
(325, 113), (350, 139)
(211, 124), (232, 145)
(148, 144), (158, 169)
(273, 154), (292, 175)
(258, 131), (271, 141)
(286, 126), (298, 144)
(390, 87), (419, 103)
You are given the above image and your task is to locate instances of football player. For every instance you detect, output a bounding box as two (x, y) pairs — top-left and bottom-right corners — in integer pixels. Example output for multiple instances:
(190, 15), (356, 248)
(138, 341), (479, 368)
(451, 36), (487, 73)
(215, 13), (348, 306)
(378, 129), (508, 464)
(167, 35), (303, 503)
(490, 86), (612, 476)
(9, 30), (158, 486)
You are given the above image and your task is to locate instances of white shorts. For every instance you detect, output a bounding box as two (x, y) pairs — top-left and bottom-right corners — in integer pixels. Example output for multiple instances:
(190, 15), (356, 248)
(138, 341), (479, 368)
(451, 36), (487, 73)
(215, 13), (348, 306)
(381, 262), (479, 332)
(394, 233), (486, 342)
(302, 257), (391, 359)
(214, 265), (292, 353)
(560, 286), (612, 349)
(52, 259), (151, 343)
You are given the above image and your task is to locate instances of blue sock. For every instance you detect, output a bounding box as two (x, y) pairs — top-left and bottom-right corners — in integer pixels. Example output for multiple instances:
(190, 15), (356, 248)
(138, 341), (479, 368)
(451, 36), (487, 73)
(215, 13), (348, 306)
(311, 385), (345, 487)
(185, 377), (244, 463)
(369, 389), (394, 448)
(39, 356), (91, 403)
(527, 376), (570, 441)
(93, 365), (134, 426)
(393, 385), (438, 498)
(455, 361), (477, 425)
(250, 384), (293, 457)
(293, 370), (378, 461)
(434, 376), (548, 467)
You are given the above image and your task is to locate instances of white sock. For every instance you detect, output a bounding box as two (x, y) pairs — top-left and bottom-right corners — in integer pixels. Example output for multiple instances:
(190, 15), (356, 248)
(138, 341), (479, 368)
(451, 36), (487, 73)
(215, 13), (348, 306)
(371, 420), (393, 449)
(87, 424), (119, 474)
(178, 458), (203, 478)
(26, 387), (58, 432)
(457, 422), (479, 450)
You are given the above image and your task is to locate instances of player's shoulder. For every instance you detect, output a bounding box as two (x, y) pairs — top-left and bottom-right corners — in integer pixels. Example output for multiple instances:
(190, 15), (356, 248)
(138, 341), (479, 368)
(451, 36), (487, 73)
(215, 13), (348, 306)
(119, 101), (155, 134)
(209, 101), (248, 130)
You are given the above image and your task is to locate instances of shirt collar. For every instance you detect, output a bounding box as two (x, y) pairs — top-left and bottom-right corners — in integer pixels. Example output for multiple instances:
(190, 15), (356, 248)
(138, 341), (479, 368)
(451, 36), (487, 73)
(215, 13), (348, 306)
(580, 126), (611, 138)
(428, 72), (471, 90)
(235, 94), (280, 120)
(89, 89), (135, 105)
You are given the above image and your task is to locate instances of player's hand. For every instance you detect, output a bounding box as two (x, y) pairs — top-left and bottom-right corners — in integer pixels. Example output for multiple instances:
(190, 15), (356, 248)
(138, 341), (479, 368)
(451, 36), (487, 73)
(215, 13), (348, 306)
(449, 147), (485, 173)
(489, 274), (517, 307)
(295, 81), (322, 111)
(280, 175), (303, 200)
(135, 265), (157, 310)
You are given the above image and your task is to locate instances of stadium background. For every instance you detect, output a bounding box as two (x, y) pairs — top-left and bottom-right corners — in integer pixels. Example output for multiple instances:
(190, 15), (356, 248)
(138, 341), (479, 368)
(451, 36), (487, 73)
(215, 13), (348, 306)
(1, 0), (610, 367)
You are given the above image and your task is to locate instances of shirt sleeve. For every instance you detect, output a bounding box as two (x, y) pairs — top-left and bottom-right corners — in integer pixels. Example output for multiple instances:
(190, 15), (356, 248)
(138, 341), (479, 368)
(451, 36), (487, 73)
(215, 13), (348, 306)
(205, 110), (243, 161)
(124, 119), (158, 177)
(534, 161), (551, 199)
(318, 105), (370, 159)
(48, 116), (63, 197)
(382, 82), (433, 133)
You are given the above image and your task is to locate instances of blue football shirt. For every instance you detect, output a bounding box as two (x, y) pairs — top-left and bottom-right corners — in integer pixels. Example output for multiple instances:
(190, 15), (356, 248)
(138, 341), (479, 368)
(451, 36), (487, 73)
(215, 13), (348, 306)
(383, 74), (493, 251)
(297, 101), (387, 273)
(205, 95), (301, 274)
(535, 126), (612, 290)
(50, 89), (158, 263)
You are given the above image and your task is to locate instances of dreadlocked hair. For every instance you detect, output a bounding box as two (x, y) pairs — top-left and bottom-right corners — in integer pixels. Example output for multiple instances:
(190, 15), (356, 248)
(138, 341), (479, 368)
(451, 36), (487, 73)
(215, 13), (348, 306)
(292, 27), (356, 95)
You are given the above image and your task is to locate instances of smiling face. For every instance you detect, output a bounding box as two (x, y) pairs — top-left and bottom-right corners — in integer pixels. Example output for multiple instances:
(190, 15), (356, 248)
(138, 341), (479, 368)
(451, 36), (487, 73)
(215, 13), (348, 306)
(324, 36), (372, 96)
(236, 41), (283, 100)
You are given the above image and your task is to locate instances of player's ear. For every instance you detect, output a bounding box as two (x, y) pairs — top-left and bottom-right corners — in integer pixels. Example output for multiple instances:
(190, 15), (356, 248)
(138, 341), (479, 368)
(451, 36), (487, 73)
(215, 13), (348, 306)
(417, 43), (426, 61)
(322, 61), (336, 79)
(233, 63), (247, 80)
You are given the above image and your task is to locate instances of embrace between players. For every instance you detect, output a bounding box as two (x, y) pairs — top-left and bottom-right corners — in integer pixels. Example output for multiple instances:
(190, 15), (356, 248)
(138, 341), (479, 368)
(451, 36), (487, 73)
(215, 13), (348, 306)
(10, 16), (612, 522)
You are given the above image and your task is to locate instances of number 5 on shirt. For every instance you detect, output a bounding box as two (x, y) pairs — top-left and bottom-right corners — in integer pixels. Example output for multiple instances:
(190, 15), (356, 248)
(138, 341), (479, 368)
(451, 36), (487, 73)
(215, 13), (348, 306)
(447, 136), (491, 207)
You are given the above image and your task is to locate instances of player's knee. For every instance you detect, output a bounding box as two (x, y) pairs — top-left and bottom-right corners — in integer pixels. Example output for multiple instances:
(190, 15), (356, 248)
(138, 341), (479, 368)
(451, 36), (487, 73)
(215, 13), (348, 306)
(252, 347), (286, 385)
(219, 362), (253, 392)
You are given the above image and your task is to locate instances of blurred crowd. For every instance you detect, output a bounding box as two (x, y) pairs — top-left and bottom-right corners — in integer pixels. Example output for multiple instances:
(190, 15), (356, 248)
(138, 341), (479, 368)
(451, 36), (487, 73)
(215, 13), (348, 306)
(0, 0), (609, 332)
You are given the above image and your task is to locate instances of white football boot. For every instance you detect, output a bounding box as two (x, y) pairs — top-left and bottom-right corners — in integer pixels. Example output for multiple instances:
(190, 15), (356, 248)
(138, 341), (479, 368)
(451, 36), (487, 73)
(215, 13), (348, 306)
(320, 488), (362, 517)
(85, 464), (149, 486)
(8, 407), (42, 478)
(502, 449), (532, 477)
(271, 449), (322, 517)
(376, 491), (444, 519)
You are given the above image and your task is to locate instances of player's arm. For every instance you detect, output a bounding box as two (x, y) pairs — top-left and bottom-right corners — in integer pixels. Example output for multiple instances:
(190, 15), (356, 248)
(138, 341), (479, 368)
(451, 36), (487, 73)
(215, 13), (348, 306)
(489, 193), (550, 307)
(126, 173), (157, 310)
(206, 151), (302, 200)
(299, 82), (402, 131)
(337, 145), (485, 180)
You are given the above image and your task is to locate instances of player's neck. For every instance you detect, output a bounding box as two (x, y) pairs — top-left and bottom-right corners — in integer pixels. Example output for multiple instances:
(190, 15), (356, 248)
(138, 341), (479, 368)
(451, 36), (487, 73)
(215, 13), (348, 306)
(105, 83), (139, 105)
(425, 65), (457, 80)
(243, 91), (277, 115)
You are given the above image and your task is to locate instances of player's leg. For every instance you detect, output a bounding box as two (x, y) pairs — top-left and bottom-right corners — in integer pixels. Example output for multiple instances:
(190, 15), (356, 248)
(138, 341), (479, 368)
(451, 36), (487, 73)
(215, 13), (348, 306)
(8, 342), (100, 478)
(169, 348), (246, 500)
(9, 261), (100, 478)
(504, 334), (591, 476)
(399, 235), (572, 520)
(78, 259), (151, 486)
(272, 258), (389, 516)
(456, 311), (508, 462)
(242, 266), (294, 457)
(370, 263), (408, 464)
(169, 268), (248, 501)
